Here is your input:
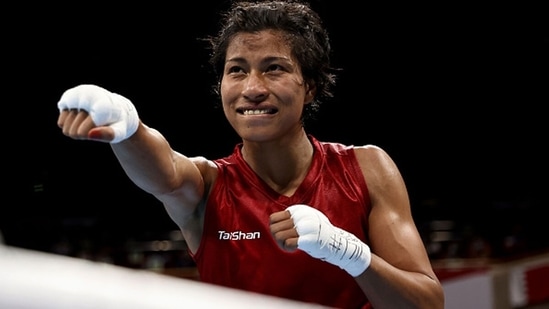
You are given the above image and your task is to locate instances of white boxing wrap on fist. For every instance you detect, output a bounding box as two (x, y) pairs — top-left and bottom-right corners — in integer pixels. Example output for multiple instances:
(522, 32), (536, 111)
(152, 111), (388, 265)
(287, 204), (371, 277)
(57, 84), (139, 143)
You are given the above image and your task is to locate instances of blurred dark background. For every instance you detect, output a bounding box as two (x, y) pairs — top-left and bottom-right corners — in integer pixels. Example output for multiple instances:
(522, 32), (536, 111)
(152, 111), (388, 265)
(2, 1), (548, 271)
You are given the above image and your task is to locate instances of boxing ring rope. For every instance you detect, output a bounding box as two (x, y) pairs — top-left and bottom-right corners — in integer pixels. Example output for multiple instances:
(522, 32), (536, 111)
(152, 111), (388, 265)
(0, 244), (329, 309)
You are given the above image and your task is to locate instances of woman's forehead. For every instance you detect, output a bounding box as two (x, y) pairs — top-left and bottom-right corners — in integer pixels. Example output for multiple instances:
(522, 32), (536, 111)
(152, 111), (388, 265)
(226, 30), (292, 57)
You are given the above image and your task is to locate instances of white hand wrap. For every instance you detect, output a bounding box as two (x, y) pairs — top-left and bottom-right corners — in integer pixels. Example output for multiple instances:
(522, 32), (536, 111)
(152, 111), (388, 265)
(57, 84), (139, 143)
(287, 204), (371, 277)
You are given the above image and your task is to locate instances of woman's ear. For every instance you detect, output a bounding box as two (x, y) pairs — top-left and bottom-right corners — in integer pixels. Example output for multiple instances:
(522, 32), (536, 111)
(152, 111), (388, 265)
(304, 83), (316, 104)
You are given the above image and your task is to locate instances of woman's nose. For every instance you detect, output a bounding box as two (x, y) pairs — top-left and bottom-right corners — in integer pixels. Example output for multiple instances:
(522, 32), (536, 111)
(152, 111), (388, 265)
(242, 71), (268, 101)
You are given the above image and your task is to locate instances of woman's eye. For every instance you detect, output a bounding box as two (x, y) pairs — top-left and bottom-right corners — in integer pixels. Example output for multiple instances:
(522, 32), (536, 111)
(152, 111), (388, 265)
(267, 64), (283, 72)
(227, 66), (244, 74)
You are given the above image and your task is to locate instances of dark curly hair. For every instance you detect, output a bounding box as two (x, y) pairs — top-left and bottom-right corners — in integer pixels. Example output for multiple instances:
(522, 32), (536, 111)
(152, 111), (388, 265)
(206, 0), (337, 123)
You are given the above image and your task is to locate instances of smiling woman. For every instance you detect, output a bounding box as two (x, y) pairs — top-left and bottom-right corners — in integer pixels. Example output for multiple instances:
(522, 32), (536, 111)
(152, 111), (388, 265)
(221, 30), (313, 143)
(52, 1), (445, 308)
(9, 0), (548, 308)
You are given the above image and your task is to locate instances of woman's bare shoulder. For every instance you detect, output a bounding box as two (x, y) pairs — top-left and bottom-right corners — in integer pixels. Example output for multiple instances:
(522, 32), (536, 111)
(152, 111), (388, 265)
(190, 155), (218, 178)
(352, 144), (392, 166)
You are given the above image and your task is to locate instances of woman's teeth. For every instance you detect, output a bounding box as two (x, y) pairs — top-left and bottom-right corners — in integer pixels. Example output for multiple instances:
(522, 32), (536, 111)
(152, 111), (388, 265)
(243, 109), (271, 115)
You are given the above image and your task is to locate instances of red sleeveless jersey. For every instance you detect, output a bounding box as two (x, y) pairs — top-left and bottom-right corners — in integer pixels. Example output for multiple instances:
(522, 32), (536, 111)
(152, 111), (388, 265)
(191, 135), (372, 309)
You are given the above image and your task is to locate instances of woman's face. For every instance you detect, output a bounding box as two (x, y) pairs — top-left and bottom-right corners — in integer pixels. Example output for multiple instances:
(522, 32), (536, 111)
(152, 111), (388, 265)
(220, 29), (315, 143)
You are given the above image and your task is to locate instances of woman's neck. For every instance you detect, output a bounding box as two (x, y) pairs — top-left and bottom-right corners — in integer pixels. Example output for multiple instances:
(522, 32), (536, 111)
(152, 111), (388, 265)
(241, 131), (313, 195)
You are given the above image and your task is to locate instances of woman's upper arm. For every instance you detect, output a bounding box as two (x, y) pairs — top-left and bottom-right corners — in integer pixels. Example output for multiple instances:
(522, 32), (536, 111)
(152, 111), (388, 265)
(156, 154), (212, 227)
(355, 145), (436, 276)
